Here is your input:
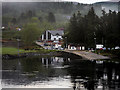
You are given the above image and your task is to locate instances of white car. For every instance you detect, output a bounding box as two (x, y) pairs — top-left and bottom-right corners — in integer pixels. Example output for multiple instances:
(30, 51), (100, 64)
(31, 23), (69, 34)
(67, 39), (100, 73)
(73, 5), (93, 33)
(115, 46), (120, 50)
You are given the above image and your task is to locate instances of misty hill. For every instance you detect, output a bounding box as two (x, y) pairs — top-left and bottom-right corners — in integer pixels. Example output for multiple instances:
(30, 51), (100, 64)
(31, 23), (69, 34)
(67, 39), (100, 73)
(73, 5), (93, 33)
(94, 1), (119, 13)
(2, 2), (101, 18)
(2, 2), (119, 26)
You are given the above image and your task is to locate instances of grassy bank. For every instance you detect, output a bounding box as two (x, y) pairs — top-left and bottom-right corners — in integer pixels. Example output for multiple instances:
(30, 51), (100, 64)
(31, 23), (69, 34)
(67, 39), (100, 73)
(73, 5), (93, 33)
(1, 47), (56, 55)
(92, 49), (120, 58)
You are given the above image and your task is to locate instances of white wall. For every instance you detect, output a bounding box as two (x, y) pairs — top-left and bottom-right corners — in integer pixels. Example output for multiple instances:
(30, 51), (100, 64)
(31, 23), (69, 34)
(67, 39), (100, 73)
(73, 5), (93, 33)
(42, 34), (44, 40)
(51, 35), (62, 41)
(68, 46), (85, 50)
(70, 46), (76, 50)
(42, 31), (63, 41)
(82, 46), (85, 50)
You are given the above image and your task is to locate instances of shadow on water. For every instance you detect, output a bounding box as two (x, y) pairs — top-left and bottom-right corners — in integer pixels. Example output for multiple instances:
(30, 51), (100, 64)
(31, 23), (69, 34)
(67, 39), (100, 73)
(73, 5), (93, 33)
(68, 59), (120, 90)
(2, 53), (120, 89)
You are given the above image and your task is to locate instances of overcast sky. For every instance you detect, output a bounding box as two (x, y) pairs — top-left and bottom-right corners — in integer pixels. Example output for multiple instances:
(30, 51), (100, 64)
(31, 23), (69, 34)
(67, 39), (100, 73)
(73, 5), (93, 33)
(62, 0), (120, 4)
(1, 0), (120, 3)
(63, 0), (109, 4)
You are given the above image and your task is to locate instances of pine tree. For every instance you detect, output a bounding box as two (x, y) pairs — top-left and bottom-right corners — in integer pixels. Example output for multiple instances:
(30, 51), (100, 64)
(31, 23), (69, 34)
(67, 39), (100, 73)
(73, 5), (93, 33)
(11, 17), (17, 24)
(48, 12), (56, 23)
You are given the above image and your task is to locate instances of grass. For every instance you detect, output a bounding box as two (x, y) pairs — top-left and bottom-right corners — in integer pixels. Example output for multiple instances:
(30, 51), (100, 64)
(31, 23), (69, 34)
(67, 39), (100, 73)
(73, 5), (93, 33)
(1, 47), (57, 55)
(92, 49), (120, 57)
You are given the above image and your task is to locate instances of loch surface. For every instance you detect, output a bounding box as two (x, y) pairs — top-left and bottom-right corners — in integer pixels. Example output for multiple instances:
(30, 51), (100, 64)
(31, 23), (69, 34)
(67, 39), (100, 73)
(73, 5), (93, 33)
(2, 54), (120, 89)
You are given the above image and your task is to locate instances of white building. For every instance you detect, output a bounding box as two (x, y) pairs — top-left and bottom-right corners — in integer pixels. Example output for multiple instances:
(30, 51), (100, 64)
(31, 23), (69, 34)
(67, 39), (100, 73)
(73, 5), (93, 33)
(68, 44), (85, 50)
(42, 30), (64, 41)
(41, 30), (64, 49)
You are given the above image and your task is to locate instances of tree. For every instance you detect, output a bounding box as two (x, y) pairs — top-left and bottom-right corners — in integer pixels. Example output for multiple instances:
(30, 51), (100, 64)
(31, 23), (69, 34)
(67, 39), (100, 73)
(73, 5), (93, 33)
(67, 13), (77, 43)
(66, 7), (100, 48)
(11, 17), (17, 24)
(100, 10), (119, 48)
(84, 7), (100, 48)
(20, 12), (26, 20)
(38, 16), (43, 22)
(27, 10), (33, 19)
(2, 16), (12, 26)
(47, 12), (56, 23)
(30, 17), (40, 23)
(66, 11), (86, 44)
(21, 23), (40, 46)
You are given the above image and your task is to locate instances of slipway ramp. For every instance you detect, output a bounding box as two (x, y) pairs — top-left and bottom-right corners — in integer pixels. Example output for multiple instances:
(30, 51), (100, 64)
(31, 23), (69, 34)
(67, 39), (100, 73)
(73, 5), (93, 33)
(36, 41), (51, 49)
(64, 50), (110, 60)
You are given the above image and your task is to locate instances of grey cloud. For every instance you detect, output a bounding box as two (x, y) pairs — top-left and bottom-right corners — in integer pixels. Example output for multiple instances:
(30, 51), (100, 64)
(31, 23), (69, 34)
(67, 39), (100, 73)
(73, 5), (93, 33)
(110, 0), (120, 2)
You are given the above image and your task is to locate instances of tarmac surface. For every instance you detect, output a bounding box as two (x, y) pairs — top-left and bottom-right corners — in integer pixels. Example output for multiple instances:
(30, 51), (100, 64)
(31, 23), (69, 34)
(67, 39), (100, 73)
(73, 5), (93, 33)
(64, 50), (110, 60)
(36, 41), (110, 60)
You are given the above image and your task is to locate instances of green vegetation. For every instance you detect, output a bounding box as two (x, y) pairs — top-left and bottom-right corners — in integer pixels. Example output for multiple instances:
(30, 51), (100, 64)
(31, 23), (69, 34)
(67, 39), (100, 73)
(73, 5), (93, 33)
(92, 49), (120, 58)
(1, 47), (36, 55)
(1, 47), (56, 55)
(21, 23), (40, 46)
(2, 2), (120, 53)
(66, 7), (120, 49)
(37, 49), (57, 53)
(2, 30), (20, 40)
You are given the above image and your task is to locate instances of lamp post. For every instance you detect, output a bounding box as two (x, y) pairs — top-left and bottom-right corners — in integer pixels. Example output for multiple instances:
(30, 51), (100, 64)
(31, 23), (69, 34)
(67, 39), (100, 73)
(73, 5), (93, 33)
(94, 37), (96, 52)
(65, 37), (67, 49)
(94, 32), (96, 52)
(17, 38), (20, 57)
(16, 28), (21, 57)
(17, 38), (21, 76)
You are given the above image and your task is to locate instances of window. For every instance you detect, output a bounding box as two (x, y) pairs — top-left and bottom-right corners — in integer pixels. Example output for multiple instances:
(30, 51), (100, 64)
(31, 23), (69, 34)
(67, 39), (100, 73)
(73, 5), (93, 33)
(48, 32), (51, 40)
(59, 38), (61, 41)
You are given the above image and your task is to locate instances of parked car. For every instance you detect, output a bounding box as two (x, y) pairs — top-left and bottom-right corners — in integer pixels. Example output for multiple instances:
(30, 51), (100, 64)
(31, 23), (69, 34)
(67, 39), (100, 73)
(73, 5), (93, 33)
(115, 46), (120, 50)
(44, 43), (49, 46)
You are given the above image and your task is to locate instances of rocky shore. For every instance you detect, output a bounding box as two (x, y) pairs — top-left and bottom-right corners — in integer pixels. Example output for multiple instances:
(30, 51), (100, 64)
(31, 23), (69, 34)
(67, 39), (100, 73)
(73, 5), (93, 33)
(2, 52), (61, 60)
(2, 51), (82, 60)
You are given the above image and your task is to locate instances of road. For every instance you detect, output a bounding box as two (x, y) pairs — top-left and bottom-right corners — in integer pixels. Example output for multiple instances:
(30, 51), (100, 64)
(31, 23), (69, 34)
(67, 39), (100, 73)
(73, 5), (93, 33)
(36, 41), (52, 49)
(64, 50), (110, 60)
(36, 41), (110, 60)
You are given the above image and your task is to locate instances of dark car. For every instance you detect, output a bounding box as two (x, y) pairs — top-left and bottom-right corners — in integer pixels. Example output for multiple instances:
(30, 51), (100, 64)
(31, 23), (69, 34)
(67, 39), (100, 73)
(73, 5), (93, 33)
(44, 43), (49, 46)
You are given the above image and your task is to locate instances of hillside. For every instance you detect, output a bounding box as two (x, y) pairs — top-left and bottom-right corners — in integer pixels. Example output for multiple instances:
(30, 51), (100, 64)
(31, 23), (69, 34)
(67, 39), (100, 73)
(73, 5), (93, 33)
(2, 2), (119, 29)
(2, 2), (102, 25)
(94, 1), (119, 13)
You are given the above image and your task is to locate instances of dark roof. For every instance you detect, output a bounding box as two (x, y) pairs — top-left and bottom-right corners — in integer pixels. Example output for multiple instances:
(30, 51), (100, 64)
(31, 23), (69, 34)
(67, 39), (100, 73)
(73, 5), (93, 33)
(47, 30), (64, 36)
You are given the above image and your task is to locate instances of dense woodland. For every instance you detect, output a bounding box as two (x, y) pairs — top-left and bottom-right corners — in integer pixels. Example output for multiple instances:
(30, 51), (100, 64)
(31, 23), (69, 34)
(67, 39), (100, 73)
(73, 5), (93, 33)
(2, 2), (120, 49)
(66, 7), (120, 49)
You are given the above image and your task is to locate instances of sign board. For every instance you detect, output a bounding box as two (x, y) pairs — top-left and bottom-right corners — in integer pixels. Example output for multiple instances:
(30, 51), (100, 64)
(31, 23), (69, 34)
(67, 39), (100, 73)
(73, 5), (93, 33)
(96, 44), (104, 49)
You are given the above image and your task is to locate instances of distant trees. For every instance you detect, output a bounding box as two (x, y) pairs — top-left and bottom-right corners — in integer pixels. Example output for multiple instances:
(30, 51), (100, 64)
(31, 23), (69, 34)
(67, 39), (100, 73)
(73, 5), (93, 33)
(66, 7), (120, 49)
(100, 10), (120, 48)
(2, 16), (12, 26)
(11, 17), (17, 24)
(3, 3), (119, 49)
(47, 12), (56, 23)
(27, 10), (33, 19)
(21, 23), (40, 46)
(66, 11), (87, 45)
(84, 7), (100, 47)
(20, 16), (63, 46)
(38, 16), (43, 22)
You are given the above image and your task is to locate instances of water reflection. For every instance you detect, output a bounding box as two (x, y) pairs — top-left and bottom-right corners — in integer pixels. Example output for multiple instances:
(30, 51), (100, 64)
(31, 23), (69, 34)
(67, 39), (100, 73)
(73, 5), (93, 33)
(68, 60), (120, 90)
(2, 56), (120, 89)
(2, 56), (71, 87)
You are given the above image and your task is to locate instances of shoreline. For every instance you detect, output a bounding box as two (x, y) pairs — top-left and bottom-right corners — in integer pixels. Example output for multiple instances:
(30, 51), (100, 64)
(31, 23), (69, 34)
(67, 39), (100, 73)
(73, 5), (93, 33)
(2, 49), (119, 61)
(2, 51), (61, 60)
(2, 51), (82, 60)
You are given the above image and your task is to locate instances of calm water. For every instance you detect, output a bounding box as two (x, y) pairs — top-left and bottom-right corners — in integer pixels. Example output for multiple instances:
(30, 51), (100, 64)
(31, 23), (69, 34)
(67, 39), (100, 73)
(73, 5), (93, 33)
(2, 54), (120, 90)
